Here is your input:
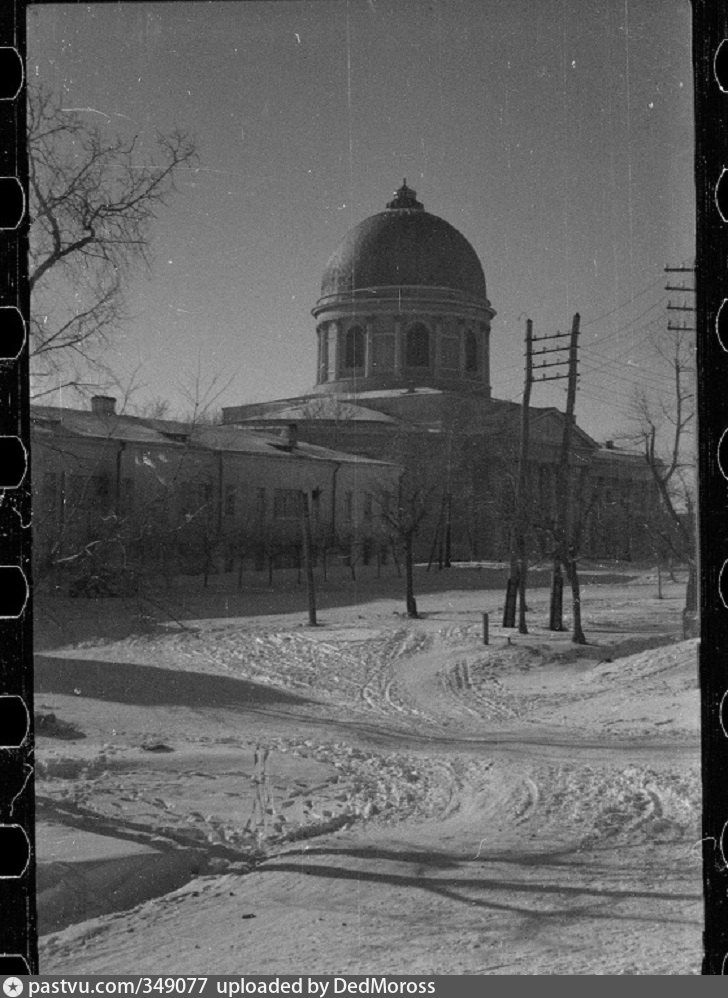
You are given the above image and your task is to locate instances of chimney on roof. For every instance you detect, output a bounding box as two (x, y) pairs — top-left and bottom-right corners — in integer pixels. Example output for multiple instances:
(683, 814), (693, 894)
(279, 423), (298, 450)
(91, 395), (116, 417)
(605, 439), (615, 449)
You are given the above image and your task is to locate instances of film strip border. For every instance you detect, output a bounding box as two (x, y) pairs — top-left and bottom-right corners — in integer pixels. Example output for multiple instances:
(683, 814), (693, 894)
(0, 0), (718, 979)
(696, 0), (728, 976)
(0, 0), (35, 977)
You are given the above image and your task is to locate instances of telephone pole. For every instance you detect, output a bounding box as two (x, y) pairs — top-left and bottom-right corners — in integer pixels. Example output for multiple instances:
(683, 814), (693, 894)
(550, 313), (581, 634)
(665, 265), (697, 626)
(501, 315), (582, 636)
(665, 265), (696, 334)
(516, 320), (534, 634)
(300, 491), (317, 626)
(504, 319), (534, 630)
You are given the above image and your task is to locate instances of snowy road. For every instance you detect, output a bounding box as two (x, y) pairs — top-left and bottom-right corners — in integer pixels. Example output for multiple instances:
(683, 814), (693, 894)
(35, 578), (701, 974)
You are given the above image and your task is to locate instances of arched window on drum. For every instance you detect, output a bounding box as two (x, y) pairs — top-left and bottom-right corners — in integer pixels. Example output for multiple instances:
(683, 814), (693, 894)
(343, 324), (365, 370)
(464, 329), (479, 372)
(405, 323), (431, 368)
(317, 325), (328, 382)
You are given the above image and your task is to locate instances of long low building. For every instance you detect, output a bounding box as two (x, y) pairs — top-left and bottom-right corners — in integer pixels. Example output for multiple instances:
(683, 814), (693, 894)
(32, 396), (400, 579)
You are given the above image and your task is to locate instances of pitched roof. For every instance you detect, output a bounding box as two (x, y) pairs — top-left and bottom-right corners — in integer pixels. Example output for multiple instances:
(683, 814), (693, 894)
(30, 405), (394, 467)
(254, 399), (397, 423)
(31, 405), (182, 446)
(191, 425), (394, 465)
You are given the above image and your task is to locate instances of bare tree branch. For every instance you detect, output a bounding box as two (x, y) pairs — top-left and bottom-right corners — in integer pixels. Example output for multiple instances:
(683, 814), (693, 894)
(28, 84), (198, 399)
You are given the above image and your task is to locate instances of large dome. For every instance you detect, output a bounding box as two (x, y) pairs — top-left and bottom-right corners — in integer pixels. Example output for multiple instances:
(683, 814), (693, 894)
(320, 183), (487, 301)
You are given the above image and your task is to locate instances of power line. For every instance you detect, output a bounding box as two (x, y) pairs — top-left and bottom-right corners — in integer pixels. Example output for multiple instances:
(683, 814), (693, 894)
(579, 273), (667, 329)
(584, 298), (667, 346)
(577, 385), (642, 411)
(497, 305), (663, 386)
(579, 361), (674, 393)
(580, 354), (676, 389)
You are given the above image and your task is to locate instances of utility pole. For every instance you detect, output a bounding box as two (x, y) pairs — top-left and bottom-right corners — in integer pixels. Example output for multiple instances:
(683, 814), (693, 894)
(524, 323), (573, 632)
(665, 265), (696, 334)
(300, 491), (317, 626)
(550, 313), (582, 636)
(504, 319), (536, 631)
(504, 318), (534, 629)
(665, 265), (697, 625)
(501, 315), (583, 637)
(516, 320), (534, 634)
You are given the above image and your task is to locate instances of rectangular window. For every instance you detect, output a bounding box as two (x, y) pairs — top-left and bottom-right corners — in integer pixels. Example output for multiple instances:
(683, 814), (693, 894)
(273, 488), (301, 520)
(224, 484), (236, 517)
(311, 488), (321, 520)
(363, 493), (373, 521)
(93, 476), (111, 504)
(66, 474), (91, 509)
(344, 490), (353, 523)
(256, 487), (266, 519)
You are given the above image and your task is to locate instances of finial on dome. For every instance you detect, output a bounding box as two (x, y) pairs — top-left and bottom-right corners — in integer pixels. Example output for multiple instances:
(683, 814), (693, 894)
(386, 181), (424, 211)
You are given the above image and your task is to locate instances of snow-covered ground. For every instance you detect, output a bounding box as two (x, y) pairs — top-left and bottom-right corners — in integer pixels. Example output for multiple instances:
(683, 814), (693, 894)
(34, 564), (701, 975)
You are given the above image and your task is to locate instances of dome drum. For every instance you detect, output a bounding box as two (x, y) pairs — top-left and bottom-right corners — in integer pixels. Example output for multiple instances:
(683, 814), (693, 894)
(313, 310), (491, 396)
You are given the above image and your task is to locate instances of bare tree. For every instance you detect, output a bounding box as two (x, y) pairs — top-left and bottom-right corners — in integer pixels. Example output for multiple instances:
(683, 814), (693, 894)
(177, 360), (236, 427)
(374, 475), (428, 618)
(373, 429), (438, 618)
(28, 85), (198, 398)
(623, 327), (696, 630)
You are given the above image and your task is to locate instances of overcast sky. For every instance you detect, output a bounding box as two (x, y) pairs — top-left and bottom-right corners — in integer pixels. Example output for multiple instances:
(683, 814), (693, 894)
(27, 0), (694, 441)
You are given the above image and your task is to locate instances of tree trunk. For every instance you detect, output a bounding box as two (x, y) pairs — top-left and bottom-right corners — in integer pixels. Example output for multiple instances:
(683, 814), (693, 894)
(392, 540), (402, 578)
(685, 558), (697, 611)
(517, 557), (528, 635)
(503, 570), (518, 628)
(426, 518), (439, 572)
(404, 533), (418, 618)
(549, 558), (564, 631)
(300, 494), (317, 627)
(566, 558), (587, 644)
(682, 558), (698, 638)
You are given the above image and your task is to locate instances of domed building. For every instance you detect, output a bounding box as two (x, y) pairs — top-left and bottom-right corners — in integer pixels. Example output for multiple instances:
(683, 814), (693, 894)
(312, 182), (495, 396)
(223, 184), (657, 563)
